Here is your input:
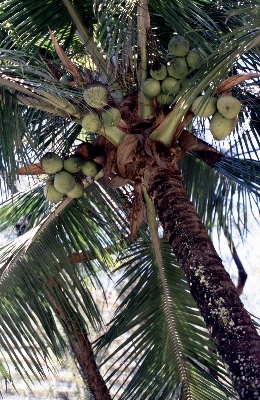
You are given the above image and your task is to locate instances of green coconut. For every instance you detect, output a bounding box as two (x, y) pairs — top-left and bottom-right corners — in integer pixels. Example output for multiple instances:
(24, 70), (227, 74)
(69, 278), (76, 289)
(210, 111), (237, 140)
(217, 95), (241, 119)
(41, 152), (63, 174)
(168, 35), (189, 57)
(63, 156), (83, 173)
(83, 82), (108, 109)
(150, 63), (167, 81)
(82, 112), (102, 132)
(102, 107), (121, 126)
(44, 182), (64, 203)
(66, 182), (84, 198)
(141, 78), (161, 99)
(161, 77), (180, 96)
(192, 96), (217, 118)
(54, 171), (76, 193)
(156, 93), (175, 106)
(167, 58), (188, 80)
(81, 160), (99, 177)
(186, 49), (201, 68)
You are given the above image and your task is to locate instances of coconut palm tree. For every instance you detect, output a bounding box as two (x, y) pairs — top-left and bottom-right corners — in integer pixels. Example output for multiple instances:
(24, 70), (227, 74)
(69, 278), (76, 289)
(0, 0), (260, 399)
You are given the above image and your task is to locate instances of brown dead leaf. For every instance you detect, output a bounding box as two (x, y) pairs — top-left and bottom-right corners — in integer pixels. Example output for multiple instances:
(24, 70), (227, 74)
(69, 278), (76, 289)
(117, 134), (139, 179)
(17, 163), (45, 175)
(117, 119), (129, 131)
(49, 28), (84, 85)
(101, 139), (130, 188)
(217, 73), (260, 95)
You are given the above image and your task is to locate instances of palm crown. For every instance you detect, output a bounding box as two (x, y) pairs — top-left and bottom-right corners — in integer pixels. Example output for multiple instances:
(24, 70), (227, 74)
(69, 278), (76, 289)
(0, 0), (260, 399)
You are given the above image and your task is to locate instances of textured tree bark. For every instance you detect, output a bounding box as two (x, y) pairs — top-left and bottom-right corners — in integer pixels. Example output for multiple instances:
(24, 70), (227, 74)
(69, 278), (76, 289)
(143, 163), (260, 399)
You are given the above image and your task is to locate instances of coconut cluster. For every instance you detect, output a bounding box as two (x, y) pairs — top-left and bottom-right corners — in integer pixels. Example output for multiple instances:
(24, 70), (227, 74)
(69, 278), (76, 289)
(81, 107), (122, 132)
(141, 35), (202, 106)
(41, 151), (100, 203)
(81, 81), (122, 131)
(191, 94), (241, 140)
(142, 34), (241, 140)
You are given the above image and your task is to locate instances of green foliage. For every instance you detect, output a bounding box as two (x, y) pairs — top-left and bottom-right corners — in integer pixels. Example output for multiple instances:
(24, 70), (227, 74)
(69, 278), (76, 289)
(0, 0), (259, 398)
(97, 239), (237, 399)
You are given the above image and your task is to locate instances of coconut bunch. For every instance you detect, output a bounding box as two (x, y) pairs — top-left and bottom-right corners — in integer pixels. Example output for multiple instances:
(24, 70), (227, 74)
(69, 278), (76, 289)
(191, 94), (241, 140)
(81, 82), (121, 129)
(141, 34), (203, 106)
(41, 151), (100, 203)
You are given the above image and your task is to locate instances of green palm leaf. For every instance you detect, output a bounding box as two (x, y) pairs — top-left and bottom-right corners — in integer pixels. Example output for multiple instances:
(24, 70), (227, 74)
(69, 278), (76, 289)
(179, 153), (260, 236)
(0, 181), (131, 385)
(0, 0), (95, 51)
(97, 239), (237, 399)
(0, 0), (260, 397)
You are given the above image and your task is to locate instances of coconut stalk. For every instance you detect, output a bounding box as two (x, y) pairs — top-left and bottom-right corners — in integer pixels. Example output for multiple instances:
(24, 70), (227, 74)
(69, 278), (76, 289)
(149, 98), (192, 144)
(0, 76), (81, 119)
(34, 90), (82, 118)
(137, 0), (154, 119)
(16, 94), (74, 119)
(142, 186), (191, 396)
(98, 125), (126, 147)
(142, 163), (260, 399)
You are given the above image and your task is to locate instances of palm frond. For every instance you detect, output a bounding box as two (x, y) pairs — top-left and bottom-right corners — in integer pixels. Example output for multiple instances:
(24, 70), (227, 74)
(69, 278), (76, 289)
(0, 181), (131, 384)
(214, 156), (260, 196)
(0, 87), (32, 193)
(97, 239), (237, 399)
(0, 0), (95, 52)
(179, 153), (260, 240)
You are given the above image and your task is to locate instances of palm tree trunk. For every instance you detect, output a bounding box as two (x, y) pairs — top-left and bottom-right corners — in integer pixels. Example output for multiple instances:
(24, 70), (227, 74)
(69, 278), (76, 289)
(143, 163), (260, 399)
(46, 281), (111, 400)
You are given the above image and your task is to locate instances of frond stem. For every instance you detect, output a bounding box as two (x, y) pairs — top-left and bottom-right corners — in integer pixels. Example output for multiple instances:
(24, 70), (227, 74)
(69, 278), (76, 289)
(142, 186), (191, 396)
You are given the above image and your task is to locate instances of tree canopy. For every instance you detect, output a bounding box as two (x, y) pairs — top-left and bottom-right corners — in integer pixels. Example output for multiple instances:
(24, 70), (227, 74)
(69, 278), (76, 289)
(0, 0), (260, 399)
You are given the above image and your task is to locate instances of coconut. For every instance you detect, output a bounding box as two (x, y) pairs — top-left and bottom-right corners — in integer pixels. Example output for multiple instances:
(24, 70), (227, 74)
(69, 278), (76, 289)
(141, 78), (161, 99)
(210, 111), (237, 140)
(83, 82), (108, 109)
(54, 171), (76, 193)
(150, 63), (167, 81)
(217, 95), (241, 119)
(102, 107), (121, 126)
(168, 35), (189, 57)
(44, 182), (64, 203)
(192, 96), (217, 118)
(186, 49), (201, 68)
(82, 112), (102, 132)
(161, 77), (180, 96)
(63, 156), (83, 173)
(167, 58), (188, 80)
(156, 93), (175, 106)
(81, 160), (99, 177)
(66, 182), (84, 198)
(41, 152), (63, 174)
